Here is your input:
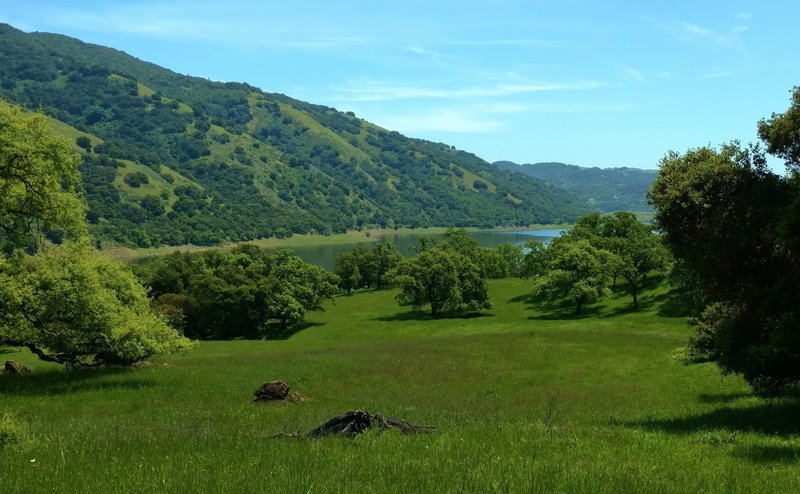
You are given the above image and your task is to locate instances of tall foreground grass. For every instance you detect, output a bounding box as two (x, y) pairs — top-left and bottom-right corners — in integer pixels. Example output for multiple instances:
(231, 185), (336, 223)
(1, 279), (798, 492)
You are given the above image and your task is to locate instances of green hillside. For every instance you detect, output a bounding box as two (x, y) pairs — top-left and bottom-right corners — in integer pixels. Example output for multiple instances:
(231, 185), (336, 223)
(495, 161), (657, 212)
(0, 24), (587, 247)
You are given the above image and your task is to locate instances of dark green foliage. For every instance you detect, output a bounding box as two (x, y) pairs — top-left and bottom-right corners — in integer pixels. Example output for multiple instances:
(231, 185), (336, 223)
(388, 230), (491, 316)
(0, 24), (588, 247)
(138, 246), (339, 339)
(531, 212), (668, 313)
(123, 171), (149, 188)
(758, 86), (800, 171)
(494, 243), (525, 278)
(649, 89), (800, 393)
(496, 161), (657, 212)
(562, 212), (670, 308)
(534, 238), (612, 314)
(519, 240), (548, 279)
(75, 136), (91, 151)
(334, 242), (402, 292)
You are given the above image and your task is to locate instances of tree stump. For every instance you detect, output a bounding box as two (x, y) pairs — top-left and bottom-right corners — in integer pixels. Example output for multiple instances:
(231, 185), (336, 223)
(306, 410), (436, 438)
(254, 381), (291, 402)
(4, 360), (32, 374)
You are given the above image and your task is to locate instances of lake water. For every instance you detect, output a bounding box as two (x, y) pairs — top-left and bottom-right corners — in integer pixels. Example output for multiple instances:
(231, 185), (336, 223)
(269, 228), (565, 271)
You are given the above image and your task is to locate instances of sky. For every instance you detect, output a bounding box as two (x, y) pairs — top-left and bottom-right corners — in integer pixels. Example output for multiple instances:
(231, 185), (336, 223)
(2, 1), (799, 170)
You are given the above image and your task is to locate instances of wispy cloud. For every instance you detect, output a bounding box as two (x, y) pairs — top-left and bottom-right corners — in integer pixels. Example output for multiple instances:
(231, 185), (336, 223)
(444, 38), (566, 48)
(39, 3), (377, 51)
(619, 65), (647, 83)
(376, 109), (506, 134)
(332, 79), (601, 102)
(664, 19), (747, 49)
(359, 100), (635, 134)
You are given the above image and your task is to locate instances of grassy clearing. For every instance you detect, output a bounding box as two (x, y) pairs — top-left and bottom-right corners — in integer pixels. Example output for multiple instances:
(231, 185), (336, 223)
(2, 278), (797, 492)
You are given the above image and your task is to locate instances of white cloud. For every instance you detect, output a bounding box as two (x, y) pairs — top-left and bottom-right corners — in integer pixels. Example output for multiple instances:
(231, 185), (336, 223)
(332, 79), (601, 102)
(665, 19), (747, 49)
(619, 65), (647, 83)
(444, 38), (565, 48)
(374, 109), (506, 134)
(38, 3), (376, 51)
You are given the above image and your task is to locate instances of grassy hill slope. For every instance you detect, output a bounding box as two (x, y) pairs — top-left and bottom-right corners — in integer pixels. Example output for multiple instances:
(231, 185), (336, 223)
(0, 23), (587, 247)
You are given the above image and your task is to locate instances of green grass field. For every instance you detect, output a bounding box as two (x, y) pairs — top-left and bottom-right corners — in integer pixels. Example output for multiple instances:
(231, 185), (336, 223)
(1, 278), (798, 492)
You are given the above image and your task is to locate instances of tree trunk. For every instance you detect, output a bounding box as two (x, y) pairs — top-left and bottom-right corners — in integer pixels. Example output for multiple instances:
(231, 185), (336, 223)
(1, 339), (68, 365)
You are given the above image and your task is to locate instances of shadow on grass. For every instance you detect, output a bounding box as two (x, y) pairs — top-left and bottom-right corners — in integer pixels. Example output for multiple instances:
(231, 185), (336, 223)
(734, 444), (800, 464)
(0, 348), (17, 355)
(622, 399), (800, 438)
(0, 366), (154, 396)
(652, 289), (696, 318)
(373, 311), (493, 322)
(696, 391), (754, 404)
(528, 303), (602, 321)
(508, 293), (534, 304)
(261, 321), (325, 341)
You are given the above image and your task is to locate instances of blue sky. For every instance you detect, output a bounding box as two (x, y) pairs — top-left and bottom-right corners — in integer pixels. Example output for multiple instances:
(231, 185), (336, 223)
(3, 1), (799, 169)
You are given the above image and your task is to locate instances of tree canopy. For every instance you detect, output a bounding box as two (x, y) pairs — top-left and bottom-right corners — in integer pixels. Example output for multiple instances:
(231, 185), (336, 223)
(334, 242), (403, 293)
(0, 100), (193, 365)
(141, 246), (339, 339)
(0, 101), (87, 252)
(564, 212), (669, 308)
(649, 87), (800, 393)
(0, 242), (194, 366)
(388, 229), (491, 316)
(534, 238), (612, 314)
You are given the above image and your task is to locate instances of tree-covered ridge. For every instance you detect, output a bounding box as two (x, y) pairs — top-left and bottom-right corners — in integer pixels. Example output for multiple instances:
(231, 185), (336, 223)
(494, 161), (657, 212)
(0, 23), (588, 247)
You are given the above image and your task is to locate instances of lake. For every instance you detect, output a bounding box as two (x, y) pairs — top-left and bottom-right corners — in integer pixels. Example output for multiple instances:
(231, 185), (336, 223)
(268, 228), (565, 271)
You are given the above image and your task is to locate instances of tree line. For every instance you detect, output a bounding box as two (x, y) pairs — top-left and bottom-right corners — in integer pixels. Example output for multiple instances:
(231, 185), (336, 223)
(137, 246), (339, 339)
(332, 222), (667, 317)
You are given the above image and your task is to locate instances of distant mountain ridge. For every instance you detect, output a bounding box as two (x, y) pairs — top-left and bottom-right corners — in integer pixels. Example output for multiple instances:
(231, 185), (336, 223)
(494, 161), (657, 212)
(0, 23), (588, 247)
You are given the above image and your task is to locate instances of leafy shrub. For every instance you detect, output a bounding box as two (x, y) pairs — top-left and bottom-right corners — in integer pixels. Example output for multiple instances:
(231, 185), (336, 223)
(123, 171), (149, 188)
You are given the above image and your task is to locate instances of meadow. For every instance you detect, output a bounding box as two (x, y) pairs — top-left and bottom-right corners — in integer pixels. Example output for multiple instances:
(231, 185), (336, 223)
(1, 278), (798, 493)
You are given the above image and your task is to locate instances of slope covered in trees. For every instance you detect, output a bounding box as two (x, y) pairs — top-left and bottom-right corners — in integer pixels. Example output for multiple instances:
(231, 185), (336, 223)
(0, 23), (587, 247)
(494, 161), (657, 212)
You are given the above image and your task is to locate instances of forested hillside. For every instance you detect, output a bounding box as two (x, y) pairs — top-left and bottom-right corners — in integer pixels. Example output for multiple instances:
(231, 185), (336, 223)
(0, 24), (587, 247)
(494, 161), (657, 212)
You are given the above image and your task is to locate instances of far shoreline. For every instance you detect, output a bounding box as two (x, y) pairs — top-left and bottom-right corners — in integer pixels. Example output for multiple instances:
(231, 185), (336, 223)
(102, 224), (572, 263)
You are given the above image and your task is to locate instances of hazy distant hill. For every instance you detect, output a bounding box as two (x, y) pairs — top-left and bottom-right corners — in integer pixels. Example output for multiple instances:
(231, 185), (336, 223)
(494, 161), (657, 212)
(0, 23), (587, 247)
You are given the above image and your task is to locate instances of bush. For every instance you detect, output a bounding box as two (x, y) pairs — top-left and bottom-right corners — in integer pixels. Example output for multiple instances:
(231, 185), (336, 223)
(124, 171), (149, 188)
